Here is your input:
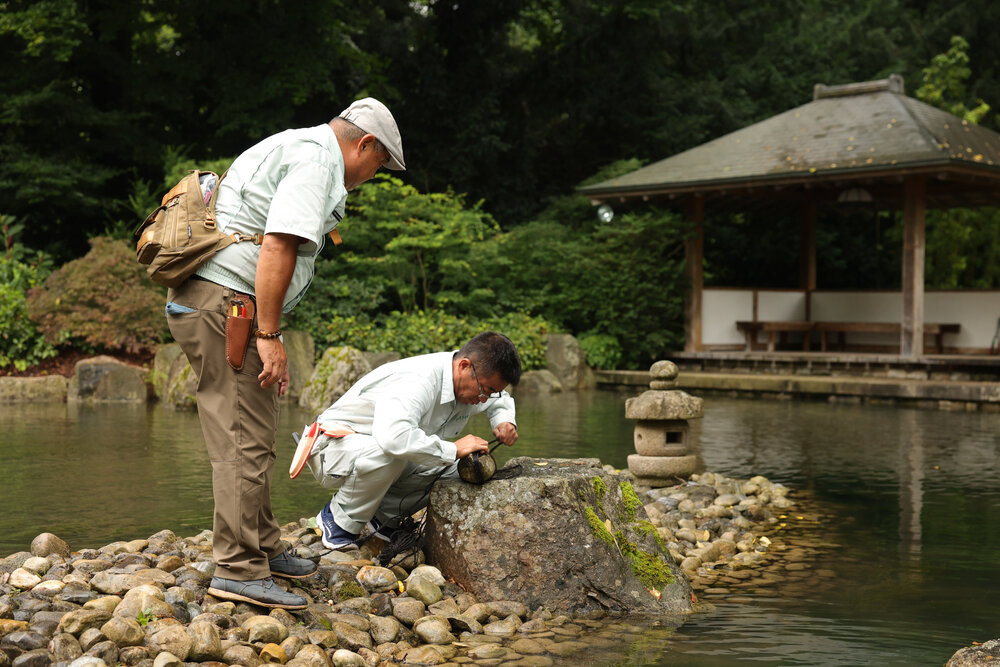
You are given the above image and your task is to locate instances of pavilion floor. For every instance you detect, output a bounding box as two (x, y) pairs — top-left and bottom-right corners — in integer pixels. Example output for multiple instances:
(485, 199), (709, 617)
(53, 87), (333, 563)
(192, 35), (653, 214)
(595, 352), (1000, 412)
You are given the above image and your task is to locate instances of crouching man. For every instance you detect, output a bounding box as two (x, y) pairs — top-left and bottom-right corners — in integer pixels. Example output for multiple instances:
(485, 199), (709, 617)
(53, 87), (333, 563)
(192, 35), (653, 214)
(291, 331), (521, 548)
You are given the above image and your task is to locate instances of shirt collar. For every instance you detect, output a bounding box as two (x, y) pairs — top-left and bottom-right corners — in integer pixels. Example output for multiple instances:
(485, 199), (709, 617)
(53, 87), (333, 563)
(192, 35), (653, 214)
(441, 351), (458, 405)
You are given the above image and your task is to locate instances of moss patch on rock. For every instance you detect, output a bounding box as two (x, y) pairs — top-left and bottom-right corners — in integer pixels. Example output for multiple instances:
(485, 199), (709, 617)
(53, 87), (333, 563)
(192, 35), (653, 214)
(620, 481), (642, 522)
(585, 506), (614, 547)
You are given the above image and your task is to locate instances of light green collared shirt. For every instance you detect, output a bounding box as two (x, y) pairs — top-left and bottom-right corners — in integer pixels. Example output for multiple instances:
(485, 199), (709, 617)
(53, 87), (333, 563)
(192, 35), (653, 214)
(196, 124), (348, 312)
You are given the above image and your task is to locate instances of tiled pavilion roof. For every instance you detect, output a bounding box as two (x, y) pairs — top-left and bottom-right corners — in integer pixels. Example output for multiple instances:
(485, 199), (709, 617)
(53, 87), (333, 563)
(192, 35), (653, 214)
(580, 75), (1000, 209)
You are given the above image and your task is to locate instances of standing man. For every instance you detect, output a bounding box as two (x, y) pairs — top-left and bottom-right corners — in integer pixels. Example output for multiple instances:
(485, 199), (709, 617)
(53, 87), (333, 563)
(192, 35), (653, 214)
(291, 332), (521, 549)
(164, 98), (405, 609)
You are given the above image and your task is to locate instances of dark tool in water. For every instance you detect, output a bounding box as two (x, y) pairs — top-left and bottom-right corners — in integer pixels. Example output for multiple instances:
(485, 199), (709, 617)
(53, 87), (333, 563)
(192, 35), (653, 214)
(458, 438), (502, 484)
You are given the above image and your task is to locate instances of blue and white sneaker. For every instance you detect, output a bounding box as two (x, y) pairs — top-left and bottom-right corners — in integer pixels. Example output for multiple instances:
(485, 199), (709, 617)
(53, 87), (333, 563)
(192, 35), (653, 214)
(365, 516), (396, 542)
(317, 502), (360, 550)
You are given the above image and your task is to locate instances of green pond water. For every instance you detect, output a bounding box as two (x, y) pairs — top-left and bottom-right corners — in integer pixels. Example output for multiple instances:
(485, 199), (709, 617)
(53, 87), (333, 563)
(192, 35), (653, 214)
(2, 390), (999, 665)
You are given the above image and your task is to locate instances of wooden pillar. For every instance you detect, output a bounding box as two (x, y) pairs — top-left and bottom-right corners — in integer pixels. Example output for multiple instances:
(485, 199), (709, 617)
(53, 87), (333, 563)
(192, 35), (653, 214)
(684, 195), (705, 353)
(799, 199), (817, 320)
(901, 176), (926, 358)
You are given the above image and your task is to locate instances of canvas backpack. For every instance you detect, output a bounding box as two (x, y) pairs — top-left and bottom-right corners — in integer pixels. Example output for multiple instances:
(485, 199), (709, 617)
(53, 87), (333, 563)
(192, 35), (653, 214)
(134, 170), (262, 287)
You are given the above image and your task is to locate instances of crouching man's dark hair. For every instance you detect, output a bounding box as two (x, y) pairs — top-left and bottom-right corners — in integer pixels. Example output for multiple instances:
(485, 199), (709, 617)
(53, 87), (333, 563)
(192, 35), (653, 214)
(458, 332), (522, 387)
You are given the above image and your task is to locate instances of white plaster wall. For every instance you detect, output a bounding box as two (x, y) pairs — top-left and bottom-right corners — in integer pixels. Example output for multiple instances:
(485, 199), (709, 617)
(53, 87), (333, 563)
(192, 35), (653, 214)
(812, 290), (999, 348)
(703, 289), (753, 345)
(759, 291), (807, 321)
(811, 292), (900, 322)
(926, 291), (999, 348)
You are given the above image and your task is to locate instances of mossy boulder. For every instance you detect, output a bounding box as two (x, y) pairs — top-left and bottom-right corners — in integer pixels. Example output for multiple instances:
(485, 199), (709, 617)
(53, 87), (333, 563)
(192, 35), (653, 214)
(298, 346), (371, 415)
(164, 354), (197, 410)
(68, 356), (148, 403)
(425, 457), (693, 615)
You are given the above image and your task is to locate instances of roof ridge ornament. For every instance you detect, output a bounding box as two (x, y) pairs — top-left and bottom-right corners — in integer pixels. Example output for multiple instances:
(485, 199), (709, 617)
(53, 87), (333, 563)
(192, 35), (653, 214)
(813, 74), (904, 100)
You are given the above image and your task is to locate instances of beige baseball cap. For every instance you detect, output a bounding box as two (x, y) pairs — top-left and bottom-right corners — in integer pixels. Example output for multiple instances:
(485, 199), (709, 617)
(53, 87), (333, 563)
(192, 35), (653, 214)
(339, 97), (405, 171)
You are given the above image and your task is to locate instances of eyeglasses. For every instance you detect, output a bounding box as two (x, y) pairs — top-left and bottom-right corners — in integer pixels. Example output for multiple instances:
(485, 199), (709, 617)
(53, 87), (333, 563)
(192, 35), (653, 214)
(469, 362), (503, 399)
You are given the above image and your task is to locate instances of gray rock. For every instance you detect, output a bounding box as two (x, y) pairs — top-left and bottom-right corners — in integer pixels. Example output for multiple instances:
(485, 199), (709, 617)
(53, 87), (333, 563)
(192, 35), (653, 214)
(98, 618), (143, 647)
(282, 330), (315, 401)
(425, 457), (693, 615)
(290, 645), (330, 667)
(390, 598), (425, 627)
(3, 631), (47, 651)
(83, 640), (117, 665)
(113, 586), (174, 622)
(11, 649), (51, 667)
(329, 622), (371, 653)
(0, 376), (68, 404)
(30, 535), (70, 559)
(354, 566), (396, 594)
(482, 617), (519, 636)
(222, 645), (261, 667)
(67, 658), (107, 667)
(279, 635), (304, 660)
(185, 622), (222, 661)
(947, 639), (1000, 666)
(77, 629), (106, 652)
(150, 652), (181, 667)
(330, 649), (367, 667)
(9, 569), (41, 590)
(367, 616), (400, 645)
(298, 347), (371, 414)
(411, 616), (454, 645)
(426, 599), (459, 616)
(446, 614), (482, 634)
(545, 334), (595, 390)
(116, 646), (148, 666)
(48, 634), (82, 662)
(163, 353), (197, 409)
(144, 625), (190, 661)
(512, 370), (563, 394)
(407, 565), (445, 586)
(361, 351), (400, 370)
(67, 356), (147, 403)
(57, 611), (111, 637)
(403, 577), (441, 605)
(150, 344), (183, 399)
(488, 601), (527, 619)
(649, 360), (679, 381)
(625, 390), (703, 421)
(241, 615), (288, 644)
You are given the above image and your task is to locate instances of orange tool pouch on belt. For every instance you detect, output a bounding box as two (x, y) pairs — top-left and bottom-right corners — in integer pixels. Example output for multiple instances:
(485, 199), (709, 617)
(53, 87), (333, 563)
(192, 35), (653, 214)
(225, 294), (256, 371)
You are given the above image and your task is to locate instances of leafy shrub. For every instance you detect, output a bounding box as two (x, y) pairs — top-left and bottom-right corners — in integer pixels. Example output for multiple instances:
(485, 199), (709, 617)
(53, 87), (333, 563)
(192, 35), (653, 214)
(336, 174), (502, 315)
(579, 332), (623, 369)
(0, 257), (57, 371)
(316, 309), (549, 370)
(493, 209), (690, 368)
(27, 236), (168, 354)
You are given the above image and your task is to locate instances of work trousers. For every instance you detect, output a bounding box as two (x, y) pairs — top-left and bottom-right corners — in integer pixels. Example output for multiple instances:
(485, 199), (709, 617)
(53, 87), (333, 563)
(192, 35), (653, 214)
(307, 432), (458, 534)
(166, 278), (282, 581)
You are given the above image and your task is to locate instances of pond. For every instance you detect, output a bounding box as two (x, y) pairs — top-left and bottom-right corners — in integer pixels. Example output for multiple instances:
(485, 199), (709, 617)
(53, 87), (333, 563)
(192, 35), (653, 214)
(2, 390), (998, 665)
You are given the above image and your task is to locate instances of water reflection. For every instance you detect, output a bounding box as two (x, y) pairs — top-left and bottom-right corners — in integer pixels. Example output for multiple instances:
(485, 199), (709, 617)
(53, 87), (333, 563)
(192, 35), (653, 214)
(3, 392), (1000, 665)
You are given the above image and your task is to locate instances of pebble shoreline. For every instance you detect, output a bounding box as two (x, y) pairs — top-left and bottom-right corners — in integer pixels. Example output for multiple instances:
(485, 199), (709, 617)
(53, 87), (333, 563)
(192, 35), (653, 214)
(0, 470), (805, 667)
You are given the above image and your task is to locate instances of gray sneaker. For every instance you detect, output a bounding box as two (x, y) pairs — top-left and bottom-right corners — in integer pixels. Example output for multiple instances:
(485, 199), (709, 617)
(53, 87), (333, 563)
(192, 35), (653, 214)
(269, 550), (318, 579)
(208, 576), (307, 609)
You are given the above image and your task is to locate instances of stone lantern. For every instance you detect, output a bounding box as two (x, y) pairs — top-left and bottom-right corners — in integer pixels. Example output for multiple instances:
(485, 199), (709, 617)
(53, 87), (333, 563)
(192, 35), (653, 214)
(626, 360), (703, 485)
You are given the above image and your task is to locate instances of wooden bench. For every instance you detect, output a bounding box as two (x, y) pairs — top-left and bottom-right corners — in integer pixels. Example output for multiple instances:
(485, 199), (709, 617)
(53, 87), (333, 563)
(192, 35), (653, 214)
(736, 321), (813, 352)
(814, 321), (960, 353)
(736, 320), (960, 353)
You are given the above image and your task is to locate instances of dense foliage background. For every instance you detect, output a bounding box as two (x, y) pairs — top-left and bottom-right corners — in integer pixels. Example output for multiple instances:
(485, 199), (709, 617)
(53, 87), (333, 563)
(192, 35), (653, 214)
(3, 0), (1000, 370)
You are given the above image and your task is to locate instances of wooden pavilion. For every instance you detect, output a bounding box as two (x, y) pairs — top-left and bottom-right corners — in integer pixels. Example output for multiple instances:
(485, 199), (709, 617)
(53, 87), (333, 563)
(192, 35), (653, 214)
(579, 75), (1000, 359)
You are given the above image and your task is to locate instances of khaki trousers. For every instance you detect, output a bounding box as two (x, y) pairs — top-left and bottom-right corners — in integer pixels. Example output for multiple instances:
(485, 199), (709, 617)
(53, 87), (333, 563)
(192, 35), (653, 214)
(166, 278), (281, 581)
(308, 432), (458, 534)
